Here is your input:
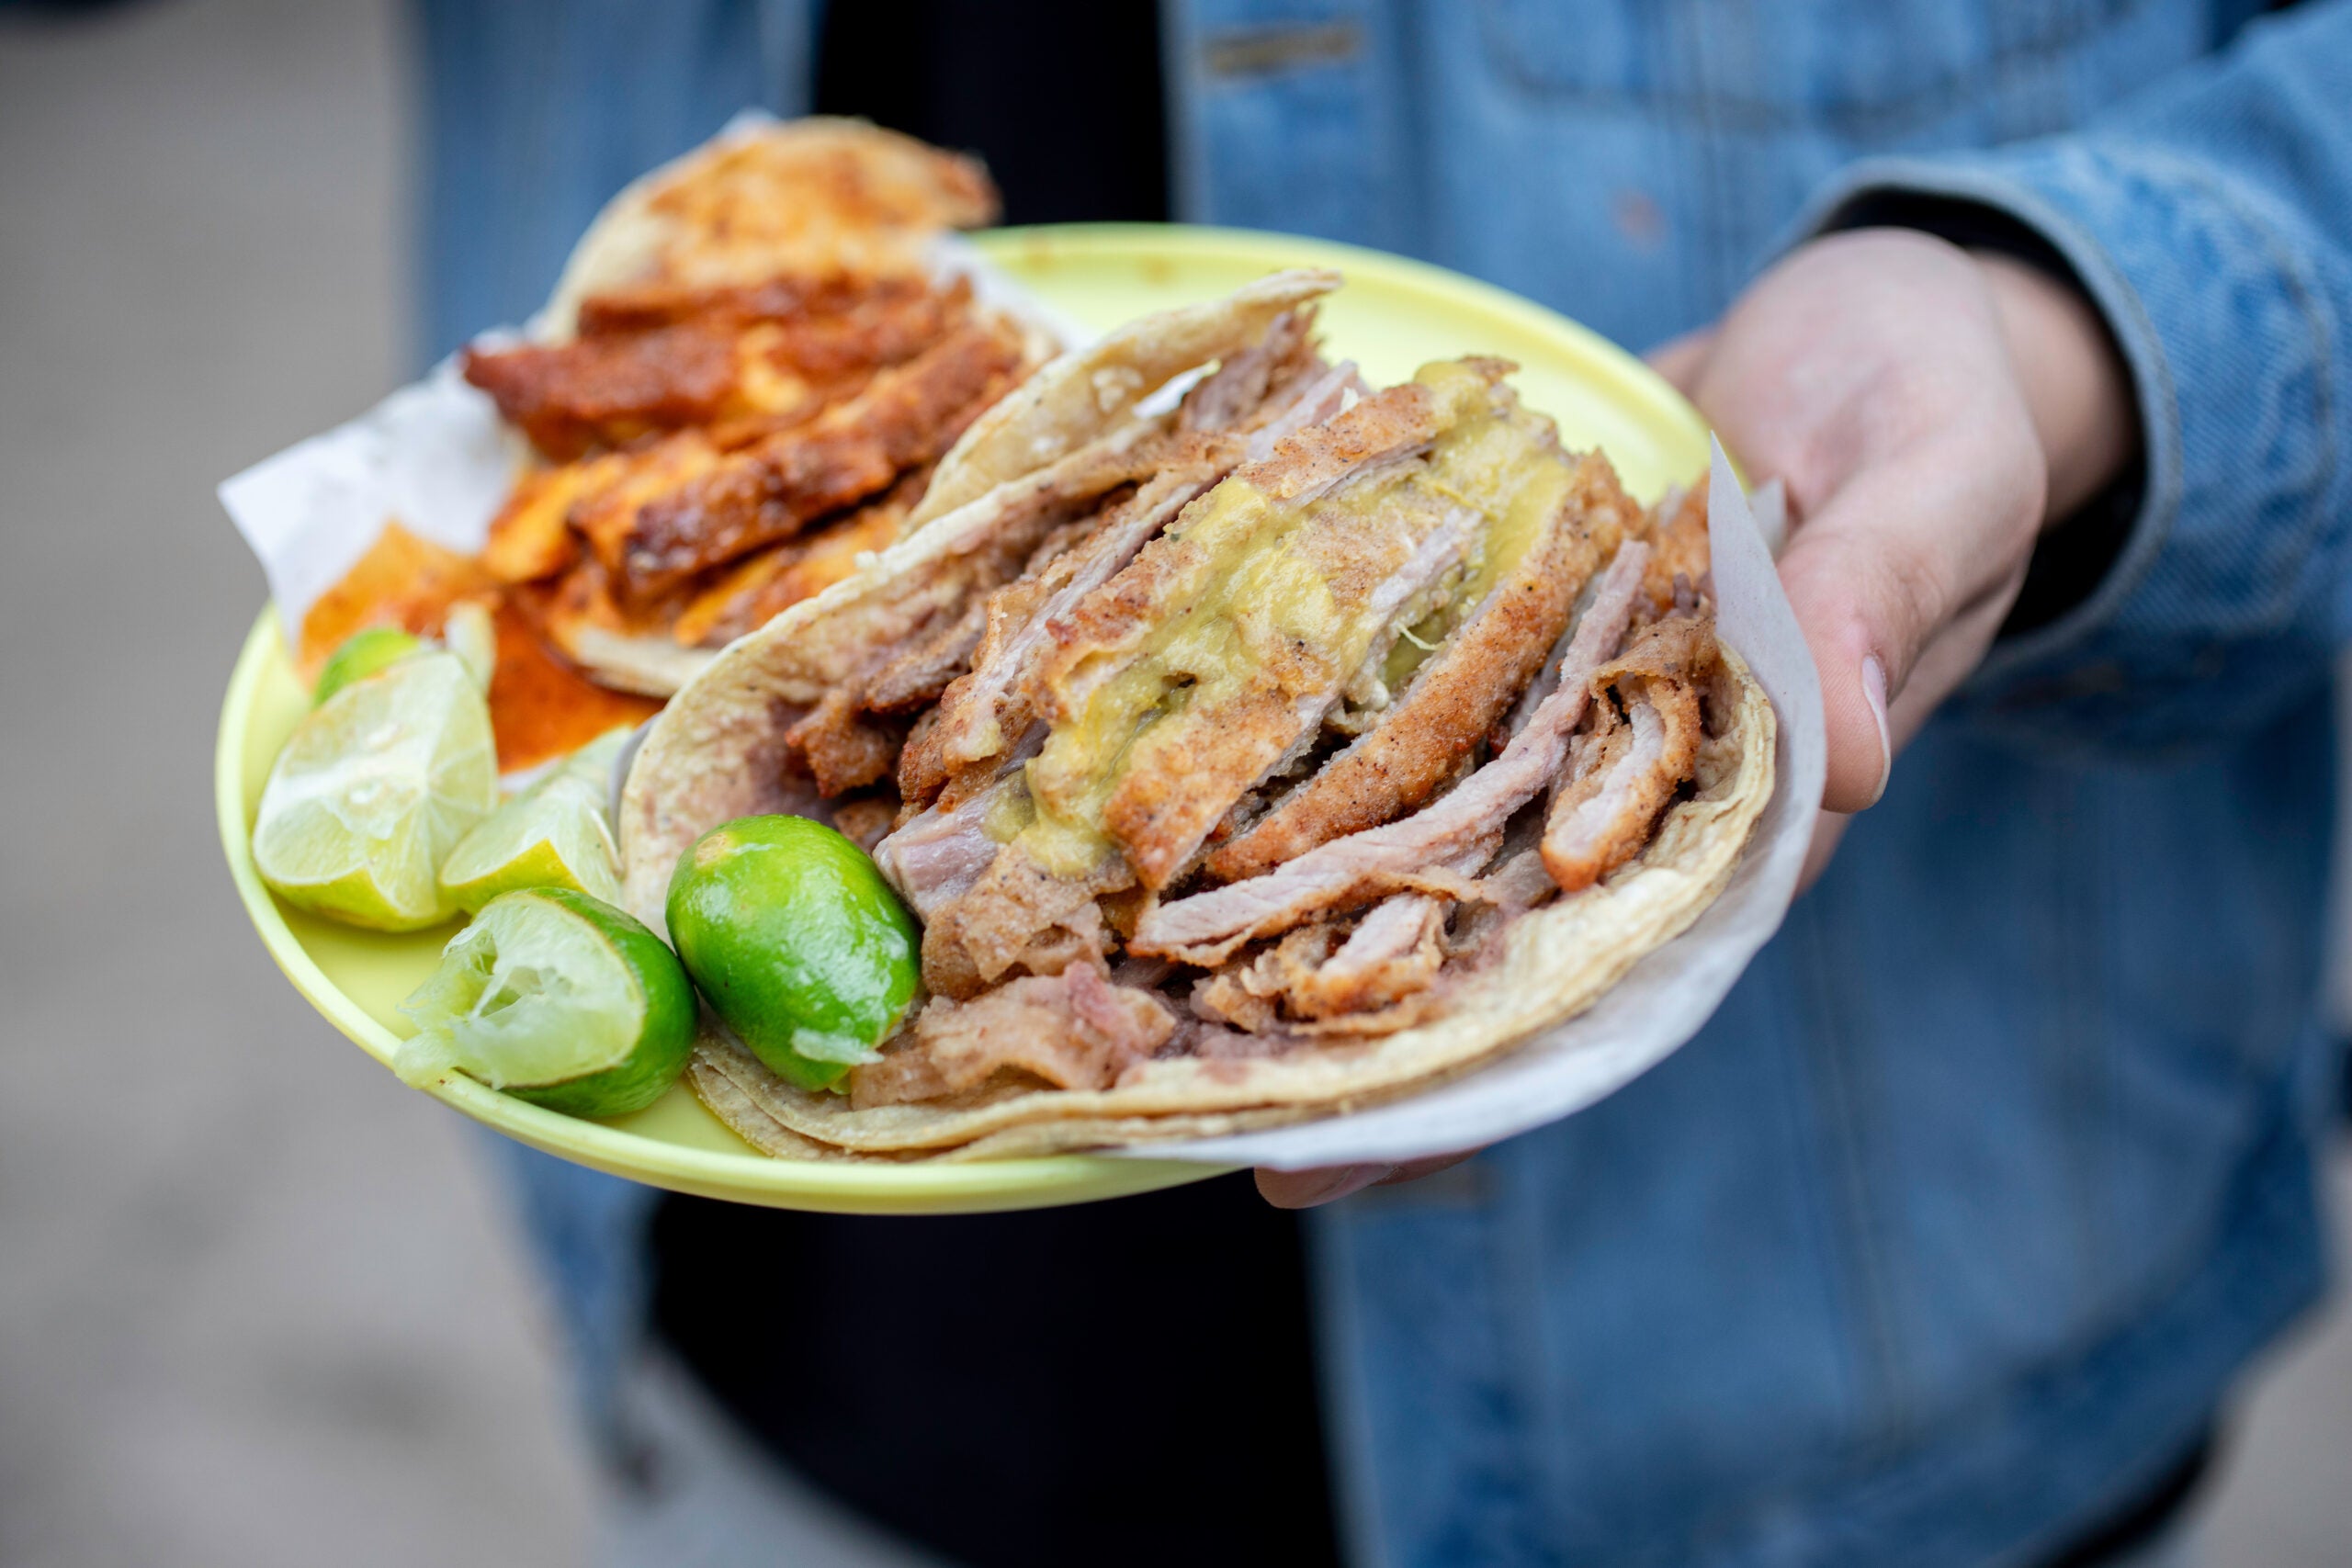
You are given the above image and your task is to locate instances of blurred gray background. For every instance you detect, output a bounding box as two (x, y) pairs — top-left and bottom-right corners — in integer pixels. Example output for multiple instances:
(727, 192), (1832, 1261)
(0, 2), (2343, 1564)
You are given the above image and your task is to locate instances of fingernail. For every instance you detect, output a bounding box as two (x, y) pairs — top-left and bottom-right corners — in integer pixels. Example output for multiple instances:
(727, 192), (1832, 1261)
(1860, 656), (1892, 808)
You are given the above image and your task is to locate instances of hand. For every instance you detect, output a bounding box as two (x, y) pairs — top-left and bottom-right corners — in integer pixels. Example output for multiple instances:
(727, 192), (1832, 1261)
(1257, 1153), (1480, 1208)
(1254, 229), (2137, 1210)
(1653, 228), (2137, 876)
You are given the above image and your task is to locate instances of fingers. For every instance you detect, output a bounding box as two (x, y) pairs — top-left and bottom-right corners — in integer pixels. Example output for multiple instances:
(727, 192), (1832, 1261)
(1256, 1165), (1391, 1208)
(1883, 563), (2027, 750)
(1645, 328), (1716, 394)
(1256, 1150), (1480, 1209)
(1774, 441), (2040, 811)
(1792, 564), (2026, 888)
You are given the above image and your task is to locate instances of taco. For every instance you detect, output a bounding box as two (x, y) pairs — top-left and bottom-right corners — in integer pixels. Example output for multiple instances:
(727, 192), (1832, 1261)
(616, 275), (1775, 1158)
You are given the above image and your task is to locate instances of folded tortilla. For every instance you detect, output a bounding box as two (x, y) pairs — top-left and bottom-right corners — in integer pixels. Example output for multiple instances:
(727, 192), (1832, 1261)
(617, 276), (1775, 1157)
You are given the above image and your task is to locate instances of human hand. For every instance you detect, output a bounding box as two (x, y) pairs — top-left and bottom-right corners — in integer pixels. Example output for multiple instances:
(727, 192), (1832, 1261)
(1256, 228), (2137, 1210)
(1653, 227), (2137, 875)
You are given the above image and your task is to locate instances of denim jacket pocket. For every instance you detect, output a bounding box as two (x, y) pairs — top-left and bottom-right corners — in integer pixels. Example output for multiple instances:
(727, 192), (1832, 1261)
(1473, 0), (2150, 139)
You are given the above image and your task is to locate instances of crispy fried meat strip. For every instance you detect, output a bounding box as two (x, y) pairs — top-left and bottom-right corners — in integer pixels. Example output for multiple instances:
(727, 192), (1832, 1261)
(1541, 614), (1716, 892)
(1636, 475), (1712, 617)
(669, 470), (922, 649)
(592, 321), (1025, 599)
(862, 597), (989, 714)
(782, 594), (995, 797)
(1101, 491), (1476, 891)
(467, 279), (973, 460)
(783, 687), (904, 796)
(1295, 893), (1450, 1016)
(846, 962), (1174, 1109)
(463, 324), (742, 460)
(901, 447), (1232, 800)
(1130, 540), (1651, 964)
(1207, 449), (1636, 884)
(784, 473), (1136, 798)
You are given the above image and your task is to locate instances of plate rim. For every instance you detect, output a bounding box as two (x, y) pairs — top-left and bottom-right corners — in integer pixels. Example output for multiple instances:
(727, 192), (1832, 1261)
(215, 221), (1708, 1212)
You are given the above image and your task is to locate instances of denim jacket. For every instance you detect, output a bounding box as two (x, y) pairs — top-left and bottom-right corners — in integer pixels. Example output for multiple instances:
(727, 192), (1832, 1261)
(417, 4), (2352, 1563)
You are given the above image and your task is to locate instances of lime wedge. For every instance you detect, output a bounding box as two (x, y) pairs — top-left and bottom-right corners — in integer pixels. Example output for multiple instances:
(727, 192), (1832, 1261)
(439, 770), (622, 913)
(312, 626), (423, 707)
(254, 650), (497, 930)
(396, 887), (697, 1118)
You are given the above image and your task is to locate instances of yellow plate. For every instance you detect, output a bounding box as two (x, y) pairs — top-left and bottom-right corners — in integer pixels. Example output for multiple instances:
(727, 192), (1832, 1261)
(216, 224), (1710, 1213)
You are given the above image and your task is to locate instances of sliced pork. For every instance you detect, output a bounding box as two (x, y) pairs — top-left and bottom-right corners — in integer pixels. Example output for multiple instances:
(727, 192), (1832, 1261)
(1542, 614), (1716, 892)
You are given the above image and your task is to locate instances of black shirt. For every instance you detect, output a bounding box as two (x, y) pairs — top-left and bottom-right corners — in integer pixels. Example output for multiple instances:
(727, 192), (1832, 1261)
(648, 7), (1343, 1565)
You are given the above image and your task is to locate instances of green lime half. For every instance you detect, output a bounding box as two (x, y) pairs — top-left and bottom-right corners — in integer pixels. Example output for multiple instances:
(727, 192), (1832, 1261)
(254, 650), (497, 930)
(665, 815), (921, 1091)
(313, 626), (424, 707)
(396, 886), (697, 1118)
(435, 728), (635, 911)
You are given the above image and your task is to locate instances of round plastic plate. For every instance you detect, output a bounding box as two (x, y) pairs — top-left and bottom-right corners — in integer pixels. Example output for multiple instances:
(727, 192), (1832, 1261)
(217, 224), (1711, 1213)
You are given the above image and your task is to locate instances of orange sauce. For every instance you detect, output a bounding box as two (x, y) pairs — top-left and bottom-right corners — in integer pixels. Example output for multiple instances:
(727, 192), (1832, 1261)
(487, 598), (662, 773)
(296, 522), (494, 679)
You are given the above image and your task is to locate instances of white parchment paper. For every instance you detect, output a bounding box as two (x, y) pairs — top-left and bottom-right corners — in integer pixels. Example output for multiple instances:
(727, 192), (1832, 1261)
(1131, 443), (1826, 1169)
(219, 360), (517, 640)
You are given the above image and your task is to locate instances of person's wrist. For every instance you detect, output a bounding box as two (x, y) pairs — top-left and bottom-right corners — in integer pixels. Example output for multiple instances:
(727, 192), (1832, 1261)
(1969, 248), (2138, 527)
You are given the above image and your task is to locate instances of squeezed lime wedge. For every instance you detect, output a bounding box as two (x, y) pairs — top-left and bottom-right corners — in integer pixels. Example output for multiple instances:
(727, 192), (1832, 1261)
(396, 887), (697, 1117)
(254, 650), (497, 930)
(437, 734), (631, 912)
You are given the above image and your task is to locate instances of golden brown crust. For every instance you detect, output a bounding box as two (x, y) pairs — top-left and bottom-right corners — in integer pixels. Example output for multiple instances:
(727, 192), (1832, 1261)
(594, 321), (1024, 599)
(1204, 451), (1631, 883)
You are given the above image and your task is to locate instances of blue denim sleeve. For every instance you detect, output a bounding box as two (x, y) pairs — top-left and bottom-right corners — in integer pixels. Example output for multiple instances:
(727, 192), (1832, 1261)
(1793, 1), (2352, 756)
